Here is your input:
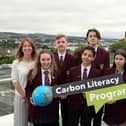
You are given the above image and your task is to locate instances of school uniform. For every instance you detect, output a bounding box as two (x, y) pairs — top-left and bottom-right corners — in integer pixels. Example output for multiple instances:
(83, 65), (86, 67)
(25, 69), (59, 126)
(54, 51), (75, 126)
(54, 51), (75, 84)
(74, 47), (110, 126)
(74, 47), (110, 72)
(67, 65), (101, 126)
(103, 67), (126, 125)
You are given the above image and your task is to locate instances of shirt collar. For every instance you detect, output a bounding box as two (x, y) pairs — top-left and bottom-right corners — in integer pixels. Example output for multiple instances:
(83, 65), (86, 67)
(94, 47), (98, 52)
(81, 64), (91, 71)
(41, 68), (51, 74)
(58, 50), (66, 57)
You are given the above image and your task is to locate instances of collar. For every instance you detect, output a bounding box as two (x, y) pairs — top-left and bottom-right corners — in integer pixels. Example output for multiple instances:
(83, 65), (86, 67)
(81, 64), (91, 71)
(58, 50), (66, 57)
(41, 68), (51, 74)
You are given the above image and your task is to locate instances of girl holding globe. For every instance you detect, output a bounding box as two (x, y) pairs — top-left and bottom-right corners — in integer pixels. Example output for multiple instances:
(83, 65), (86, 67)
(103, 48), (126, 126)
(26, 50), (59, 126)
(11, 38), (37, 126)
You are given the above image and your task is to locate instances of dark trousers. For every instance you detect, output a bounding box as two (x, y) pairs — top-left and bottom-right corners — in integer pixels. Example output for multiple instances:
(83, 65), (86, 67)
(67, 103), (95, 126)
(61, 99), (68, 126)
(93, 107), (103, 126)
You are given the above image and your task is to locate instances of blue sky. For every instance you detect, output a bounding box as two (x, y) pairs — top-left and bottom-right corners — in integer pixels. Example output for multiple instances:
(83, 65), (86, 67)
(0, 0), (126, 38)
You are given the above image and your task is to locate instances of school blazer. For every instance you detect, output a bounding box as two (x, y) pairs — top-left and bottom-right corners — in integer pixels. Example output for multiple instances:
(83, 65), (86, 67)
(74, 47), (110, 72)
(104, 67), (126, 122)
(54, 51), (75, 84)
(67, 65), (101, 112)
(25, 69), (59, 122)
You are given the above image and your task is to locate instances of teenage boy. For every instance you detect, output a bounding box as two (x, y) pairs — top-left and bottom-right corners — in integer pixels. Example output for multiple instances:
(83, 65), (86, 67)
(54, 34), (75, 126)
(74, 28), (110, 126)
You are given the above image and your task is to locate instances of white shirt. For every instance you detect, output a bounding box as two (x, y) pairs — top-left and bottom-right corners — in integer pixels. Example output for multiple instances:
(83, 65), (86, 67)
(58, 50), (66, 61)
(94, 47), (98, 53)
(116, 69), (124, 75)
(81, 64), (91, 80)
(41, 68), (51, 85)
(11, 60), (34, 96)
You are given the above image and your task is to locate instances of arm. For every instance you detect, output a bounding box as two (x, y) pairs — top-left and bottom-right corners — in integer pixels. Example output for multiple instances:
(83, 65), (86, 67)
(12, 80), (26, 97)
(11, 60), (26, 97)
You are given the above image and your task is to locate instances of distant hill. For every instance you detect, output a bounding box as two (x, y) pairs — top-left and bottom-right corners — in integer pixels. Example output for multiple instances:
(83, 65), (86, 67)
(0, 32), (52, 40)
(0, 32), (118, 43)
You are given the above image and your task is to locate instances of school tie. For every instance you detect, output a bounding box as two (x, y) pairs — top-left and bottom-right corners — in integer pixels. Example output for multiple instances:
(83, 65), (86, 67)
(59, 55), (64, 68)
(83, 68), (87, 79)
(44, 71), (50, 85)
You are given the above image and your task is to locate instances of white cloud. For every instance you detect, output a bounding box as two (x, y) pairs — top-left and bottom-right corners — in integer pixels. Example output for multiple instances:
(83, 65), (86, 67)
(0, 0), (126, 38)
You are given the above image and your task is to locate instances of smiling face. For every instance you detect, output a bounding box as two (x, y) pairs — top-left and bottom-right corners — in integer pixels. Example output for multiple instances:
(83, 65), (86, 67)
(40, 53), (52, 70)
(55, 37), (68, 53)
(115, 54), (126, 70)
(22, 40), (33, 56)
(81, 49), (95, 67)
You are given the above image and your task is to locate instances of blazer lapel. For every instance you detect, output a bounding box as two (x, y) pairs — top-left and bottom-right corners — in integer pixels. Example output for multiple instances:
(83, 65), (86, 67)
(55, 52), (60, 68)
(75, 65), (81, 80)
(88, 66), (94, 78)
(61, 53), (67, 69)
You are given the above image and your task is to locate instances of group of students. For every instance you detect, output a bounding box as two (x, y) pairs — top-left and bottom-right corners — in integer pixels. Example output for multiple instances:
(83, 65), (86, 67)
(11, 28), (126, 126)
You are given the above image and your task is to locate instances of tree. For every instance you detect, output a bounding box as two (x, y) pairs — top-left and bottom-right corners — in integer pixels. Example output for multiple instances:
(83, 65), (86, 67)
(0, 55), (15, 64)
(109, 39), (126, 52)
(73, 44), (87, 55)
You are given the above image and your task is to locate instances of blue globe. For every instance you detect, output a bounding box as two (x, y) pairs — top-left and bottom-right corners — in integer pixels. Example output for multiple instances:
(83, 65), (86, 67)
(32, 85), (53, 107)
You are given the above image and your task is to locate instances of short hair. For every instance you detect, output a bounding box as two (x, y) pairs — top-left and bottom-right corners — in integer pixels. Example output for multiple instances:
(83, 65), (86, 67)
(86, 28), (101, 39)
(55, 34), (67, 40)
(82, 46), (96, 57)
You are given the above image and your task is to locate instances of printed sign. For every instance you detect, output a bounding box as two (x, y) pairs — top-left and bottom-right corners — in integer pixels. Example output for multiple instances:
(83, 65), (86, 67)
(52, 73), (124, 113)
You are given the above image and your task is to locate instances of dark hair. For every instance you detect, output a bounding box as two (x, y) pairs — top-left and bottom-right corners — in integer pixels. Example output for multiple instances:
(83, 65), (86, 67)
(86, 28), (101, 40)
(82, 46), (96, 57)
(55, 34), (67, 40)
(113, 48), (126, 70)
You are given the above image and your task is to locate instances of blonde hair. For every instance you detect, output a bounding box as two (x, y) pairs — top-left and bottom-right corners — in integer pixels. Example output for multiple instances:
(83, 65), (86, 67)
(16, 38), (37, 60)
(32, 49), (57, 79)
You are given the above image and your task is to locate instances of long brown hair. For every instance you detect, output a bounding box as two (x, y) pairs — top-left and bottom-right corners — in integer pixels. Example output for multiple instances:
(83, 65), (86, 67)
(16, 38), (37, 60)
(31, 49), (57, 79)
(112, 48), (126, 70)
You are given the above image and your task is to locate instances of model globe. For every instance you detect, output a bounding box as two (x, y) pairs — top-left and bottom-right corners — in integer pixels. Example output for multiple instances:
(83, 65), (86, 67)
(32, 85), (53, 107)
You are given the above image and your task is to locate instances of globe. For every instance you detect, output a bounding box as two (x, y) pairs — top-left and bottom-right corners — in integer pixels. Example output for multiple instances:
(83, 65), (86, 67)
(32, 85), (53, 107)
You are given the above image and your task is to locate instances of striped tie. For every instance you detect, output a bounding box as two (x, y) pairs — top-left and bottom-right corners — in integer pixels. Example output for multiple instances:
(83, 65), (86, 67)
(44, 71), (50, 85)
